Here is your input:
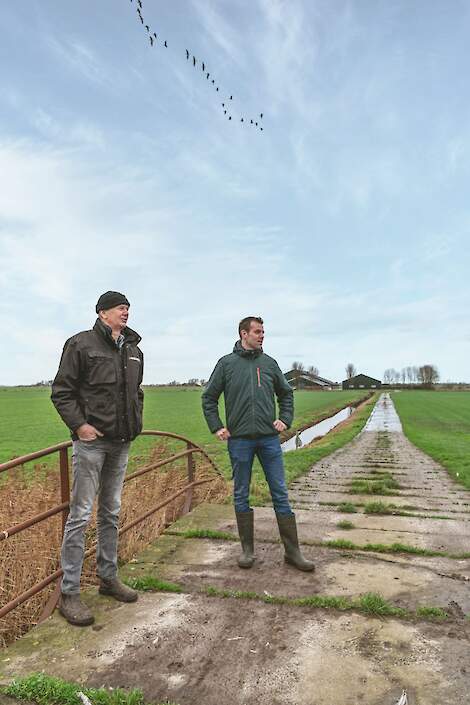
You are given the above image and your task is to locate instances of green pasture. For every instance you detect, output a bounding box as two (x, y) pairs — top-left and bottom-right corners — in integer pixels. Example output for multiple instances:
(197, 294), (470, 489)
(392, 391), (470, 489)
(0, 387), (368, 481)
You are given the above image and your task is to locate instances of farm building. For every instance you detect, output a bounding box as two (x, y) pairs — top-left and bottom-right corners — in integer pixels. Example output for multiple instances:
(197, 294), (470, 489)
(285, 369), (336, 390)
(342, 374), (382, 390)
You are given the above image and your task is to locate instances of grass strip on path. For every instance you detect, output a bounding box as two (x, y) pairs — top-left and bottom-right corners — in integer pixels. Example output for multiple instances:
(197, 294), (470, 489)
(1, 673), (177, 705)
(323, 538), (470, 559)
(123, 576), (183, 592)
(164, 528), (470, 559)
(336, 520), (355, 530)
(349, 477), (400, 495)
(392, 391), (470, 490)
(120, 572), (455, 623)
(319, 500), (457, 520)
(204, 586), (453, 620)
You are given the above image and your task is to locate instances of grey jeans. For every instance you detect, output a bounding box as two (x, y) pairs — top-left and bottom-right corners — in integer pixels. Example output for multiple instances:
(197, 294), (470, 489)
(60, 438), (130, 595)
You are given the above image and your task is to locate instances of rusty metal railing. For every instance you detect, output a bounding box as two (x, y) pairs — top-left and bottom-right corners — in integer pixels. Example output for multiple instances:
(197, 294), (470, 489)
(0, 431), (223, 622)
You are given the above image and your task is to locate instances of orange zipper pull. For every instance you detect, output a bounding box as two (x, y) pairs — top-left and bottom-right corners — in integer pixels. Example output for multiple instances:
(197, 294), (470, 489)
(257, 367), (261, 387)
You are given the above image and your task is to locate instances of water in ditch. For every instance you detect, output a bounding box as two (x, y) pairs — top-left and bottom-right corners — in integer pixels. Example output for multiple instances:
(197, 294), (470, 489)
(281, 406), (354, 452)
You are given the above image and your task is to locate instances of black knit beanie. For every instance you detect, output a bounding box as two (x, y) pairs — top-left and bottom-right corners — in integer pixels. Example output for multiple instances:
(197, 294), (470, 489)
(96, 291), (130, 313)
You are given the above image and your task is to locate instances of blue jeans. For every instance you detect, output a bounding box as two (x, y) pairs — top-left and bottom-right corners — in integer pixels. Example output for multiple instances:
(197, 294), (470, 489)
(61, 438), (130, 594)
(227, 435), (293, 515)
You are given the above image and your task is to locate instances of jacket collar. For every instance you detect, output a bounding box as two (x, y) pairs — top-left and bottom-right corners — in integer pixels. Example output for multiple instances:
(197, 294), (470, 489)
(93, 318), (142, 347)
(233, 339), (262, 358)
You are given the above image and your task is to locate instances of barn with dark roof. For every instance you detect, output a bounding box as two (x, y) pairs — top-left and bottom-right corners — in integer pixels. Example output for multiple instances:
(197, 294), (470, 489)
(342, 374), (382, 390)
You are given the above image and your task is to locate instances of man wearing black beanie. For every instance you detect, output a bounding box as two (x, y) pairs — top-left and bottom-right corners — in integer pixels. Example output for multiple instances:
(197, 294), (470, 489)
(51, 291), (144, 626)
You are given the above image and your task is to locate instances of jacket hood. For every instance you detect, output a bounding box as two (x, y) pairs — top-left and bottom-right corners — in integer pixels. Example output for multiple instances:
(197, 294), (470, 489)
(94, 318), (142, 346)
(233, 339), (262, 358)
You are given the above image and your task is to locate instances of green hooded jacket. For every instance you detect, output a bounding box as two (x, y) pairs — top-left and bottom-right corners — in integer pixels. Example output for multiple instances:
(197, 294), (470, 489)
(202, 341), (293, 438)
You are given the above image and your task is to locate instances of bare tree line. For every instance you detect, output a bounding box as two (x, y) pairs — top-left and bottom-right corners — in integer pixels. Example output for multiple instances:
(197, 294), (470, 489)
(383, 365), (439, 386)
(292, 362), (319, 376)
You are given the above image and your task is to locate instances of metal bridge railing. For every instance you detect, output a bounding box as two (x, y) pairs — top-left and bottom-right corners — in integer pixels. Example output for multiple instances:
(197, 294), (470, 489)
(0, 430), (223, 622)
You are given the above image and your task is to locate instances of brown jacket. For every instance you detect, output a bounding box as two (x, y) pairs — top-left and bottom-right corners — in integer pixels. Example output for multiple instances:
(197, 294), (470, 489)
(51, 318), (144, 441)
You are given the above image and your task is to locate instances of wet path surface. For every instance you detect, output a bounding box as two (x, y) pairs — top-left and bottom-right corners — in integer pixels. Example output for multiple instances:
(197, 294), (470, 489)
(2, 394), (470, 705)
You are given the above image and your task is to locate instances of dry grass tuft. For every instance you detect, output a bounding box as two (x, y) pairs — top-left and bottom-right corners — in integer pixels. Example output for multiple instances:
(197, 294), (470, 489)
(0, 438), (229, 647)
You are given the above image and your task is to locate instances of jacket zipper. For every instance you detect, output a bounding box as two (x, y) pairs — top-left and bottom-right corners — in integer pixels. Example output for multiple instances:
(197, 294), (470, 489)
(121, 344), (131, 441)
(250, 358), (256, 434)
(256, 367), (261, 387)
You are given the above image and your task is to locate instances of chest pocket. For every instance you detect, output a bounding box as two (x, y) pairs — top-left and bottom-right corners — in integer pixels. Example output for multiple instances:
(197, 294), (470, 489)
(86, 351), (116, 385)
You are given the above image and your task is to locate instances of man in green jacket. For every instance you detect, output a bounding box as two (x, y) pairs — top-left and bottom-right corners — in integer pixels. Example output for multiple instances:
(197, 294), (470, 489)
(202, 316), (314, 572)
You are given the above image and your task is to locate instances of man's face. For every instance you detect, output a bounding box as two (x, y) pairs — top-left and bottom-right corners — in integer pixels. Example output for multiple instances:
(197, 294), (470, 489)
(101, 304), (129, 331)
(241, 321), (264, 350)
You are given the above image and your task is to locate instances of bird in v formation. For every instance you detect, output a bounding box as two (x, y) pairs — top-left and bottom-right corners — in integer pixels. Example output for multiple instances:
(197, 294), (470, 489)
(131, 0), (264, 130)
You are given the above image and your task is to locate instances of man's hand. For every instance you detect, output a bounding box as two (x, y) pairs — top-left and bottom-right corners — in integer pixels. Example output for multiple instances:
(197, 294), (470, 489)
(77, 423), (104, 441)
(273, 419), (287, 433)
(215, 427), (231, 441)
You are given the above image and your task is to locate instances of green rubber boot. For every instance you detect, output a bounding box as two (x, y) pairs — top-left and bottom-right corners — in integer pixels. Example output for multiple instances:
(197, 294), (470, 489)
(276, 513), (315, 572)
(235, 510), (255, 568)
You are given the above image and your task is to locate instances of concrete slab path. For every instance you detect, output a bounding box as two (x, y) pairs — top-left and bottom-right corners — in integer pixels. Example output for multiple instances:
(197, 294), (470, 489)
(1, 393), (470, 705)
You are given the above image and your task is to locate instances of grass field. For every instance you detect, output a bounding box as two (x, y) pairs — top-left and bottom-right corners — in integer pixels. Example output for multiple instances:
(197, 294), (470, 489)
(0, 387), (368, 474)
(392, 391), (470, 489)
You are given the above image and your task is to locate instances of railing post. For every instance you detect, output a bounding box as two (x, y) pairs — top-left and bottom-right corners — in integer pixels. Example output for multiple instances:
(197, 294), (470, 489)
(59, 447), (70, 535)
(38, 447), (70, 623)
(182, 442), (195, 515)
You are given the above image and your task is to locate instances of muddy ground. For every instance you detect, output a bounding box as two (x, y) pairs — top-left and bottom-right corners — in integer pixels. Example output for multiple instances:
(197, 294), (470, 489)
(1, 394), (470, 704)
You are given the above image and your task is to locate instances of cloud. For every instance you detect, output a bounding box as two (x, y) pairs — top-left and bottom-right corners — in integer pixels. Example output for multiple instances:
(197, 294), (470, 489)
(191, 1), (247, 70)
(32, 108), (105, 148)
(45, 36), (112, 87)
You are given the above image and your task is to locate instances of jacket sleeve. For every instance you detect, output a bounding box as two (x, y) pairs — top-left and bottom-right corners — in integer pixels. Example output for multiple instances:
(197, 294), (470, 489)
(274, 363), (294, 428)
(138, 350), (144, 417)
(201, 359), (225, 433)
(50, 338), (87, 433)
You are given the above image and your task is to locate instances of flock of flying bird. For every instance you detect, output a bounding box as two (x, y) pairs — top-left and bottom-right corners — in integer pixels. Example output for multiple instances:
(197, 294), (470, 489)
(129, 0), (264, 130)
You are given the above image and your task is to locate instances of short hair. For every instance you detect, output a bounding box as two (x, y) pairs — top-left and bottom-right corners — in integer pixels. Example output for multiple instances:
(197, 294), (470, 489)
(238, 316), (264, 337)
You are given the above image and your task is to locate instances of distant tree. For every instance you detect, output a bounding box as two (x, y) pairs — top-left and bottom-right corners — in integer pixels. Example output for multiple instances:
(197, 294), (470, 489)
(418, 364), (439, 386)
(290, 361), (305, 389)
(292, 361), (305, 372)
(385, 368), (405, 385)
(308, 365), (319, 377)
(187, 378), (199, 386)
(199, 379), (206, 386)
(345, 363), (356, 379)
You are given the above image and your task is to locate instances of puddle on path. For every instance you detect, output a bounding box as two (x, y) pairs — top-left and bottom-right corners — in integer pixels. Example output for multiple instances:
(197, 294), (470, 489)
(364, 392), (402, 432)
(282, 406), (353, 452)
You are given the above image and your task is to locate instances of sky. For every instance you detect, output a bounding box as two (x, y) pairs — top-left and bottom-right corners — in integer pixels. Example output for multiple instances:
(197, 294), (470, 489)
(1, 0), (469, 385)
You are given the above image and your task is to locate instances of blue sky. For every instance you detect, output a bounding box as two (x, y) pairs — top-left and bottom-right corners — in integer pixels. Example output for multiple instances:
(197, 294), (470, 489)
(1, 0), (469, 384)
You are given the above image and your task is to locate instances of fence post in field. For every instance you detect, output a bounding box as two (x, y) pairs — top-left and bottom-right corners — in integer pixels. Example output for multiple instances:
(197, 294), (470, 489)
(183, 442), (195, 515)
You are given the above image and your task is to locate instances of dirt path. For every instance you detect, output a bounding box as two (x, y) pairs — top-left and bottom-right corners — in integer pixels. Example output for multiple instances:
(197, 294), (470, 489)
(1, 394), (470, 704)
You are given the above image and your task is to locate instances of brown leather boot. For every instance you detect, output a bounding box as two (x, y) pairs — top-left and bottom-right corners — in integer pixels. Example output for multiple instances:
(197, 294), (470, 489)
(58, 593), (94, 626)
(98, 577), (138, 602)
